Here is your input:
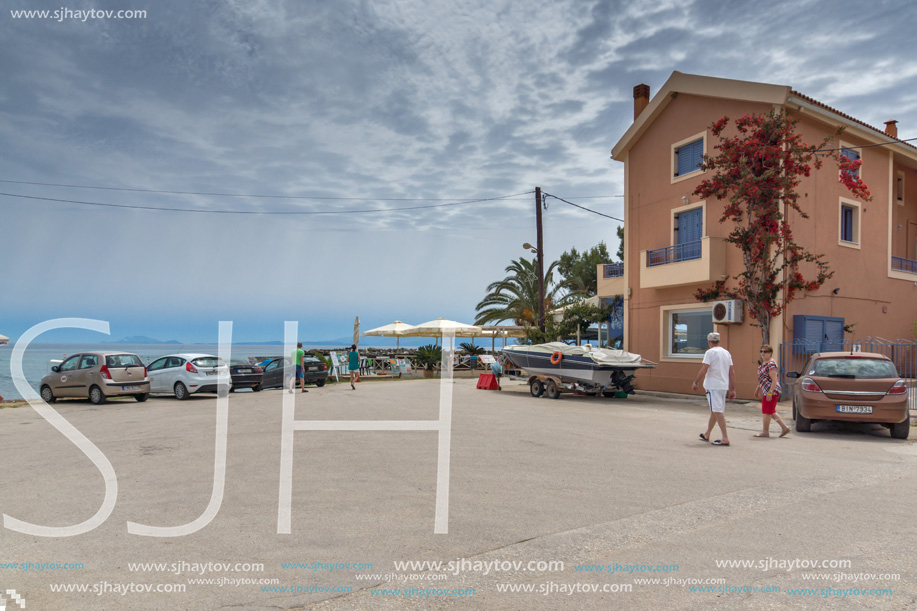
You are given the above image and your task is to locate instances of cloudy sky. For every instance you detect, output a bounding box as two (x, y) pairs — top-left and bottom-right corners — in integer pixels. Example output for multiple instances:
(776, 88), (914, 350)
(2, 0), (916, 343)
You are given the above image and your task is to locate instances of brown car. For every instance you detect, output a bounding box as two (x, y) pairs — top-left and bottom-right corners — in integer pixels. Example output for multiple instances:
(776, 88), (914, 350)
(40, 352), (151, 404)
(787, 352), (910, 439)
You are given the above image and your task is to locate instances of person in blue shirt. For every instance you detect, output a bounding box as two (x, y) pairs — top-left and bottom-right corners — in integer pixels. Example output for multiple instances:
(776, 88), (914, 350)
(348, 344), (360, 390)
(490, 357), (503, 391)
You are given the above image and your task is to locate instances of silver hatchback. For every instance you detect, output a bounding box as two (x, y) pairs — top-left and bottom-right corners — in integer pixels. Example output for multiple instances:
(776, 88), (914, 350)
(40, 352), (151, 404)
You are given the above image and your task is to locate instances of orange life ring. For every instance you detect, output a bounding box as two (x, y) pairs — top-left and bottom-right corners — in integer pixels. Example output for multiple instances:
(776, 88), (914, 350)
(550, 351), (563, 365)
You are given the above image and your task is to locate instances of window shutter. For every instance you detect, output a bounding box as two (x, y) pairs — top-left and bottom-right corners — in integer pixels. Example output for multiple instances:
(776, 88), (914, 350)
(676, 139), (703, 176)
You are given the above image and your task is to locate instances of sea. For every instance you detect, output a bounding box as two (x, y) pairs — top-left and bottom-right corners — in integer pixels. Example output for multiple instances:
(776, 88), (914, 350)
(0, 343), (347, 401)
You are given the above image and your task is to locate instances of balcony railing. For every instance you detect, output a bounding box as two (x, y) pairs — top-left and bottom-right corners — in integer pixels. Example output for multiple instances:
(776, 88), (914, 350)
(647, 240), (703, 267)
(603, 263), (624, 278)
(892, 256), (917, 274)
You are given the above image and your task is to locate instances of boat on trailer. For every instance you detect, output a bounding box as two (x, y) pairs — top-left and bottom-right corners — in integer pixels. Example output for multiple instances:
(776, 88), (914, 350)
(502, 342), (656, 398)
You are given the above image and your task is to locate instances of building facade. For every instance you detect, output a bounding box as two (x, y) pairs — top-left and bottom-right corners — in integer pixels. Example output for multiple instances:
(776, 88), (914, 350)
(601, 72), (917, 398)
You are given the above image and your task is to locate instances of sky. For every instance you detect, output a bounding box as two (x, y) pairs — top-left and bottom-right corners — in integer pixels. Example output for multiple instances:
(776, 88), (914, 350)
(2, 0), (916, 343)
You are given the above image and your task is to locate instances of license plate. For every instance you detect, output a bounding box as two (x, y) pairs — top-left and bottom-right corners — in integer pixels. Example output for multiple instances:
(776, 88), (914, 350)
(122, 385), (139, 391)
(837, 405), (872, 414)
(308, 366), (319, 371)
(206, 371), (218, 376)
(239, 368), (252, 374)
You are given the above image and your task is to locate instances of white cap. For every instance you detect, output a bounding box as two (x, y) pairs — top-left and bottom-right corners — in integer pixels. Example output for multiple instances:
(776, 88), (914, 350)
(707, 332), (721, 342)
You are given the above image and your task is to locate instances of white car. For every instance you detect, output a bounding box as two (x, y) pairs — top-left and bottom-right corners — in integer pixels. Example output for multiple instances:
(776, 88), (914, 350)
(146, 353), (230, 400)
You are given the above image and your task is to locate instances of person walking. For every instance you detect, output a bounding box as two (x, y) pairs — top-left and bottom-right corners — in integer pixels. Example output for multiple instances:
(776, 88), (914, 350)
(754, 346), (790, 438)
(348, 344), (359, 390)
(290, 342), (307, 394)
(692, 332), (736, 446)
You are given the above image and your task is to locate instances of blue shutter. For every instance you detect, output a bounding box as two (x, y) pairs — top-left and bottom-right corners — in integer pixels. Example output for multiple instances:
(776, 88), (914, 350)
(841, 147), (860, 162)
(823, 319), (845, 352)
(677, 208), (703, 244)
(676, 139), (703, 176)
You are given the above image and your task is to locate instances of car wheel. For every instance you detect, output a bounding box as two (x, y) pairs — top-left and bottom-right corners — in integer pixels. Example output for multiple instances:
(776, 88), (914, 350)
(794, 401), (812, 432)
(89, 385), (106, 405)
(174, 382), (189, 401)
(530, 379), (544, 397)
(315, 379), (326, 388)
(40, 385), (56, 403)
(544, 379), (560, 400)
(134, 393), (148, 402)
(252, 383), (262, 392)
(890, 418), (911, 440)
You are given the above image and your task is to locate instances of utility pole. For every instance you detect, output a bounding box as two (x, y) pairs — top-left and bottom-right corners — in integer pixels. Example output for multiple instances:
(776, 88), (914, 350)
(535, 187), (545, 332)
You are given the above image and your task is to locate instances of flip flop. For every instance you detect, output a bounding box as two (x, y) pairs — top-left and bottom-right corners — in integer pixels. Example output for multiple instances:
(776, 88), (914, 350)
(779, 429), (790, 438)
(753, 433), (769, 438)
(699, 433), (709, 442)
(713, 440), (730, 446)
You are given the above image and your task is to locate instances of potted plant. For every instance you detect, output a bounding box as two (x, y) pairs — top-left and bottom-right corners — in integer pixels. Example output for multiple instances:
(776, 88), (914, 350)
(413, 344), (442, 378)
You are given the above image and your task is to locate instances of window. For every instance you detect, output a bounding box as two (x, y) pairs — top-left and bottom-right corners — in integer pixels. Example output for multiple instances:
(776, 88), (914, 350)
(667, 308), (713, 357)
(59, 355), (80, 372)
(671, 132), (706, 183)
(838, 198), (860, 248)
(840, 146), (861, 180)
(675, 139), (704, 177)
(148, 358), (168, 371)
(897, 171), (905, 204)
(79, 355), (99, 369)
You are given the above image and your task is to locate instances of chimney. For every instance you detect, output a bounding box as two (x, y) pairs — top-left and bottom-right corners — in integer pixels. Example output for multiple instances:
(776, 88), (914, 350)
(634, 84), (650, 120)
(884, 120), (898, 138)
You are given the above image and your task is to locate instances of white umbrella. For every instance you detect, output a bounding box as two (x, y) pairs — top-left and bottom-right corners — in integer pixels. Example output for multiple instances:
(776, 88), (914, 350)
(353, 316), (361, 347)
(0, 334), (8, 346)
(362, 320), (417, 349)
(404, 318), (482, 338)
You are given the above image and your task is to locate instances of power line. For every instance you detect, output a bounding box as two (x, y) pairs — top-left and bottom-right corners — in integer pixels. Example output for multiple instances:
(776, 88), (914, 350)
(542, 192), (623, 222)
(0, 190), (533, 215)
(0, 178), (531, 202)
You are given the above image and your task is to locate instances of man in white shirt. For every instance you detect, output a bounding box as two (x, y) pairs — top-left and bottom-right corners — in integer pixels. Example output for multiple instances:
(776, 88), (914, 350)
(692, 332), (736, 446)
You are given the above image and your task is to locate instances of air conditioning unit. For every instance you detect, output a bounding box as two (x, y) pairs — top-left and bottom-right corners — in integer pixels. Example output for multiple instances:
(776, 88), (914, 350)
(712, 300), (744, 324)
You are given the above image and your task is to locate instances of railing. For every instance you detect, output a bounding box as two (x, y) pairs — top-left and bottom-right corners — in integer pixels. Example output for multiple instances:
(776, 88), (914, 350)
(646, 240), (702, 267)
(603, 262), (624, 278)
(892, 256), (917, 274)
(779, 339), (917, 411)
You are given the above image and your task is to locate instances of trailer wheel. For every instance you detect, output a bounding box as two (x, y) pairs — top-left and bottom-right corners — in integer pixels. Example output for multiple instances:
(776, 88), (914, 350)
(544, 379), (560, 400)
(530, 379), (544, 397)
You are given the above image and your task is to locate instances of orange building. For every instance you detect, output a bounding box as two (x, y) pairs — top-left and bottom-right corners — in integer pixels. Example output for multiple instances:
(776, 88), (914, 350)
(601, 72), (917, 399)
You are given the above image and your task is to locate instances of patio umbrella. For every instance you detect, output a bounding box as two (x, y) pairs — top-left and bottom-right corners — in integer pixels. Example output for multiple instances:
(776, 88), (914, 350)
(404, 318), (482, 339)
(0, 334), (8, 346)
(362, 321), (417, 349)
(353, 316), (361, 347)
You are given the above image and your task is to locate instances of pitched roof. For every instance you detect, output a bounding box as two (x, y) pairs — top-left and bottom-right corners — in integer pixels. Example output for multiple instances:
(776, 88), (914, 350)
(612, 71), (916, 159)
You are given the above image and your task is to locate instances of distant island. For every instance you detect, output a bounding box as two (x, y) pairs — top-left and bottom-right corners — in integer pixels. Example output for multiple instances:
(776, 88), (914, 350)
(104, 336), (182, 344)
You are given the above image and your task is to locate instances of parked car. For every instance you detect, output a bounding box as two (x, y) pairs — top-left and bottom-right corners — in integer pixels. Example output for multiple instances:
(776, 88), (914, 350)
(228, 358), (263, 392)
(787, 352), (910, 439)
(40, 352), (150, 404)
(146, 353), (230, 400)
(261, 355), (328, 389)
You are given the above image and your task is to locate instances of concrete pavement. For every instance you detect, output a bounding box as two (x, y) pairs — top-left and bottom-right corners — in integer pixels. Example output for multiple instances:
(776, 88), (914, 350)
(1, 378), (914, 610)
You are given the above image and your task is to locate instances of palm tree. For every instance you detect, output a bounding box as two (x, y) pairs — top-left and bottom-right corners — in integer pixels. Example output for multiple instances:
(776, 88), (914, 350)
(474, 257), (573, 326)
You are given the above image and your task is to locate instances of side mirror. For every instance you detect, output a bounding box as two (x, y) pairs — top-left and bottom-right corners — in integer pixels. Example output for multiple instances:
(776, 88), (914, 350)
(785, 372), (800, 379)
(51, 365), (60, 372)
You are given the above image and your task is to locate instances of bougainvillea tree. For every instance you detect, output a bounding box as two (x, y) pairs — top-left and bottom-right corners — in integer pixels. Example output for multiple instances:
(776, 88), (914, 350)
(693, 109), (871, 345)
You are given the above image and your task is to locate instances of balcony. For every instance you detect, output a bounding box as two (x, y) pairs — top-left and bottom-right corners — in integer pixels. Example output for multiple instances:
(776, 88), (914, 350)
(640, 237), (726, 289)
(892, 256), (917, 274)
(596, 262), (625, 298)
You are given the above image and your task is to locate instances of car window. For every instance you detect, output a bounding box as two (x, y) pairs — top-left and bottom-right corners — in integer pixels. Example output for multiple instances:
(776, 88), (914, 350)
(107, 354), (143, 367)
(59, 355), (81, 371)
(265, 360), (279, 371)
(303, 356), (320, 363)
(191, 357), (222, 367)
(79, 355), (99, 369)
(813, 358), (899, 379)
(166, 357), (185, 368)
(229, 358), (250, 366)
(148, 358), (168, 371)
